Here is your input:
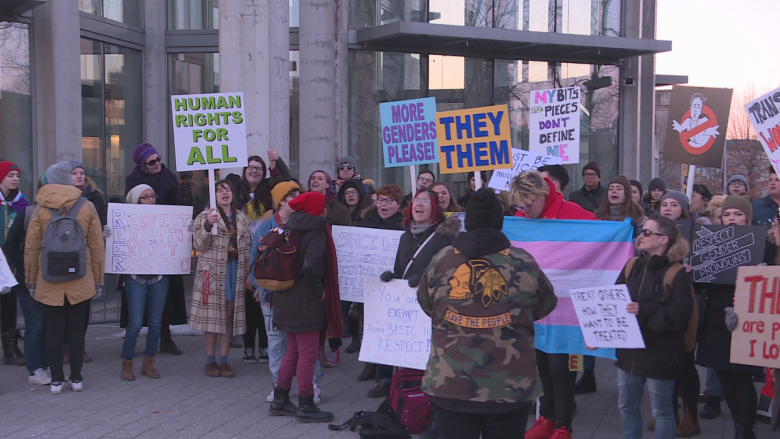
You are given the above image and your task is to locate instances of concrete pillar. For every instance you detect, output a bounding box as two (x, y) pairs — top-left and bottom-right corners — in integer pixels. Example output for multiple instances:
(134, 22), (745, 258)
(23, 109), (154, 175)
(298, 0), (348, 183)
(143, 0), (169, 161)
(32, 0), (82, 177)
(219, 0), (289, 177)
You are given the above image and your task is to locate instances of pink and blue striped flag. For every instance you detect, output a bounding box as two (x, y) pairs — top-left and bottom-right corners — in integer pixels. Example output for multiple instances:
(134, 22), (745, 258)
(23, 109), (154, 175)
(503, 217), (635, 359)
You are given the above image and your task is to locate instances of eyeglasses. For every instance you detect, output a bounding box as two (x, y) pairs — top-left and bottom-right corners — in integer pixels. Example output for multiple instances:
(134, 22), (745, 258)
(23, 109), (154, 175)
(640, 229), (665, 237)
(376, 197), (397, 205)
(145, 156), (161, 166)
(344, 189), (358, 196)
(247, 165), (264, 172)
(338, 165), (354, 171)
(514, 197), (536, 211)
(583, 172), (598, 178)
(412, 197), (431, 205)
(139, 194), (157, 201)
(417, 176), (433, 184)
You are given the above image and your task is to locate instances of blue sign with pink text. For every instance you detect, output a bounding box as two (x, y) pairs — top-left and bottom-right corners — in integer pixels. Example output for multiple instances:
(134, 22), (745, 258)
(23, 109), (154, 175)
(380, 97), (440, 168)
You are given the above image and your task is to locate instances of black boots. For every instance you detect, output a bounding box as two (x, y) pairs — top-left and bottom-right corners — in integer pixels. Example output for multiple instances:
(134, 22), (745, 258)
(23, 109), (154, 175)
(296, 395), (334, 423)
(2, 330), (25, 366)
(575, 370), (596, 394)
(159, 335), (183, 355)
(699, 396), (721, 419)
(269, 388), (298, 417)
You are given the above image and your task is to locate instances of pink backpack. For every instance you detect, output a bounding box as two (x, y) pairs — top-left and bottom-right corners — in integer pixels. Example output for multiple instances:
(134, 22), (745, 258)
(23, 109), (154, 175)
(386, 369), (431, 435)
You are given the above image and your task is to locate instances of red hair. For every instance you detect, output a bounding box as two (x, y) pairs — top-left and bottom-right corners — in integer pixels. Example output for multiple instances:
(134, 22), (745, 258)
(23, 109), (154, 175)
(404, 188), (445, 229)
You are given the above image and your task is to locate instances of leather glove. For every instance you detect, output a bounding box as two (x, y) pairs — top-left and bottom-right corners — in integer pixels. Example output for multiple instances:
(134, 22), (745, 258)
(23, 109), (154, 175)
(102, 225), (112, 239)
(0, 286), (11, 294)
(725, 307), (738, 332)
(26, 284), (35, 299)
(187, 220), (195, 232)
(407, 274), (421, 288)
(380, 270), (394, 282)
(94, 283), (104, 300)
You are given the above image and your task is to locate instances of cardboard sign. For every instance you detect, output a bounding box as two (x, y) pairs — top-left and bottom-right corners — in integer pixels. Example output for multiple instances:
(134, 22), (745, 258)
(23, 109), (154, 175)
(487, 148), (563, 191)
(663, 86), (733, 168)
(359, 278), (431, 370)
(569, 285), (645, 349)
(528, 87), (581, 164)
(0, 250), (18, 291)
(690, 225), (767, 284)
(332, 225), (403, 303)
(170, 92), (249, 172)
(380, 97), (439, 167)
(436, 105), (513, 174)
(745, 87), (780, 174)
(105, 203), (194, 275)
(729, 266), (780, 368)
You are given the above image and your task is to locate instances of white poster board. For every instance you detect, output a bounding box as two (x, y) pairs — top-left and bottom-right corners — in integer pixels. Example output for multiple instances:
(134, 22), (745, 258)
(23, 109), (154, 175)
(529, 87), (581, 164)
(487, 148), (563, 191)
(0, 249), (18, 291)
(745, 86), (780, 175)
(333, 225), (403, 302)
(359, 278), (431, 370)
(569, 285), (645, 349)
(105, 203), (194, 275)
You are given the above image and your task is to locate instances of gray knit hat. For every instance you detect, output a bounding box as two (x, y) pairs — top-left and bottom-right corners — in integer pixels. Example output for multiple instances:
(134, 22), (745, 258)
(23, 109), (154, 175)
(338, 156), (356, 168)
(727, 175), (750, 193)
(661, 191), (690, 213)
(45, 162), (74, 186)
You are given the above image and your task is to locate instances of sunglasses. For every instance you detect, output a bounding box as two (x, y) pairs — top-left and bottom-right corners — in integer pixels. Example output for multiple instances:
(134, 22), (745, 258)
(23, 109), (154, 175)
(640, 229), (665, 237)
(145, 156), (161, 166)
(338, 165), (354, 171)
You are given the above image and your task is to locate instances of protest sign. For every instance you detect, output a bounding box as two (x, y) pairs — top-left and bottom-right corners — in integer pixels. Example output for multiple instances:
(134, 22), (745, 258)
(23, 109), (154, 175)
(529, 87), (581, 164)
(333, 225), (403, 303)
(436, 105), (513, 174)
(359, 278), (431, 370)
(170, 92), (248, 172)
(380, 97), (439, 167)
(690, 225), (766, 284)
(487, 148), (563, 191)
(730, 266), (780, 368)
(105, 203), (194, 275)
(569, 285), (645, 349)
(0, 250), (18, 291)
(663, 86), (733, 168)
(745, 87), (780, 174)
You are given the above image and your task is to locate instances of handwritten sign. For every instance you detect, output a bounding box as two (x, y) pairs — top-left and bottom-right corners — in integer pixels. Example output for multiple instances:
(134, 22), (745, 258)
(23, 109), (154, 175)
(436, 105), (513, 174)
(487, 148), (563, 191)
(745, 86), (780, 175)
(380, 97), (439, 167)
(333, 225), (403, 303)
(529, 87), (581, 164)
(0, 250), (18, 291)
(690, 225), (766, 284)
(359, 278), (431, 370)
(105, 203), (194, 275)
(170, 92), (248, 172)
(569, 285), (645, 349)
(730, 266), (780, 368)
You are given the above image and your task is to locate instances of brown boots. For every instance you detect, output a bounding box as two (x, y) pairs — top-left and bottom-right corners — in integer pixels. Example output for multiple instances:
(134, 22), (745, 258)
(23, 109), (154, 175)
(122, 355), (160, 381)
(675, 409), (700, 437)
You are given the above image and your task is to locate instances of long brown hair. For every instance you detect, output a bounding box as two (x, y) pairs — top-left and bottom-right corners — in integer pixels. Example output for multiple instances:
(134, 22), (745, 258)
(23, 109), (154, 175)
(430, 181), (463, 213)
(595, 178), (645, 223)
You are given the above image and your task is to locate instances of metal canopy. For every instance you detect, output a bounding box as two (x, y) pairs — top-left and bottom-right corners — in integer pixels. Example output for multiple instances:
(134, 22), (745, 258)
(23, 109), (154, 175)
(0, 0), (45, 16)
(354, 21), (671, 65)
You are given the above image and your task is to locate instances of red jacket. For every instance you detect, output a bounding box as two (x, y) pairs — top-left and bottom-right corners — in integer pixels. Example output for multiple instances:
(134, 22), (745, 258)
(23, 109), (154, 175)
(515, 177), (597, 220)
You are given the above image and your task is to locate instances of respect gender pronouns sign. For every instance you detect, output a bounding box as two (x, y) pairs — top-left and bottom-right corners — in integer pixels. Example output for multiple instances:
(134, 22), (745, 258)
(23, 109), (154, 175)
(529, 87), (581, 164)
(730, 266), (780, 368)
(105, 203), (194, 275)
(333, 225), (403, 303)
(380, 97), (439, 167)
(435, 104), (513, 174)
(569, 285), (645, 349)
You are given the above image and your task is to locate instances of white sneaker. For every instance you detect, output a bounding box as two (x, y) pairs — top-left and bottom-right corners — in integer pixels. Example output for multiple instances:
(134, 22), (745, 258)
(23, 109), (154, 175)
(50, 381), (63, 395)
(70, 380), (83, 392)
(313, 383), (322, 404)
(28, 368), (52, 385)
(266, 387), (275, 403)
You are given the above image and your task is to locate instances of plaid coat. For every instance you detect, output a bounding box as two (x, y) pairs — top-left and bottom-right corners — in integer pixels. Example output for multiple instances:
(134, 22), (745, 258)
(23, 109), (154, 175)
(189, 209), (251, 335)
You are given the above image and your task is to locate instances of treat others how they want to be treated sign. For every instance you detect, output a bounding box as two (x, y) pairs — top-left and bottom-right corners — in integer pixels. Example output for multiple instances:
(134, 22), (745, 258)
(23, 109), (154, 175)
(529, 87), (581, 164)
(435, 104), (513, 174)
(569, 285), (645, 349)
(380, 97), (439, 167)
(332, 225), (403, 303)
(730, 266), (780, 368)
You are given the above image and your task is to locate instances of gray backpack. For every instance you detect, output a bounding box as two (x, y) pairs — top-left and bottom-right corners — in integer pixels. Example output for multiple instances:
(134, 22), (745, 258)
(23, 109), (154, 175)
(40, 197), (87, 283)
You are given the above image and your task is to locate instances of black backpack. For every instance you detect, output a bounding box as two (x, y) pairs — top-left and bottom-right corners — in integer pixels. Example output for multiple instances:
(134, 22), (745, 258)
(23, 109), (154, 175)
(328, 410), (410, 439)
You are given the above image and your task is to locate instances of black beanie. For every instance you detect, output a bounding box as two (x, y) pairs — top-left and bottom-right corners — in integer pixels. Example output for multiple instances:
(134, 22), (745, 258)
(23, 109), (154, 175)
(582, 161), (601, 178)
(465, 188), (504, 231)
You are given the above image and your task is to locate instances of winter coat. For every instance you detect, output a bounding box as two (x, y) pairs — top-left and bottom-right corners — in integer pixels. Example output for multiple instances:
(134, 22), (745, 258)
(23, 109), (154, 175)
(325, 197), (352, 227)
(3, 205), (28, 285)
(569, 183), (607, 213)
(80, 182), (107, 227)
(336, 180), (367, 225)
(751, 195), (777, 226)
(0, 190), (28, 246)
(615, 239), (694, 380)
(356, 207), (404, 230)
(393, 216), (460, 282)
(271, 211), (329, 333)
(24, 185), (105, 307)
(189, 209), (251, 335)
(514, 177), (597, 220)
(235, 158), (291, 230)
(124, 164), (179, 206)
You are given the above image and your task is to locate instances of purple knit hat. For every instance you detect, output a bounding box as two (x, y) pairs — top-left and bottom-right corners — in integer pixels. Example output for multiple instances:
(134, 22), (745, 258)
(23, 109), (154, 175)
(132, 143), (158, 166)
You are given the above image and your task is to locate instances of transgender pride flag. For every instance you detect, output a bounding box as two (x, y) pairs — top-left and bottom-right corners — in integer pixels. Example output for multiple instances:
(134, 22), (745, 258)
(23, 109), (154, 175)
(503, 217), (635, 359)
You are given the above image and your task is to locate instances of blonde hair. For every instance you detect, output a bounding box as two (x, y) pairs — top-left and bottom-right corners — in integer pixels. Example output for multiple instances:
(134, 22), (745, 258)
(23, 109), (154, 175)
(708, 194), (727, 212)
(509, 171), (548, 207)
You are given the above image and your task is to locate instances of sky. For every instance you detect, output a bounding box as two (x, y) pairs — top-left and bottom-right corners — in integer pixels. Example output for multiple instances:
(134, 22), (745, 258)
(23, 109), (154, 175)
(656, 0), (780, 95)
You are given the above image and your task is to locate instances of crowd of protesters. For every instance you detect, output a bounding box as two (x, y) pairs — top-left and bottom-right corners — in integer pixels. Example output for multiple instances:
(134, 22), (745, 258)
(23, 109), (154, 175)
(2, 145), (780, 439)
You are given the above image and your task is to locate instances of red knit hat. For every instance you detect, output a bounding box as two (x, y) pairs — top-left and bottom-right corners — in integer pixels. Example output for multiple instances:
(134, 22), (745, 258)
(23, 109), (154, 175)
(0, 161), (21, 181)
(289, 191), (326, 216)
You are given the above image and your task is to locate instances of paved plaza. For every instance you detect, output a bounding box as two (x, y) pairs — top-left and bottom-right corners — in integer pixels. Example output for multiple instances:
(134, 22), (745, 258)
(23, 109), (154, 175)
(0, 325), (777, 439)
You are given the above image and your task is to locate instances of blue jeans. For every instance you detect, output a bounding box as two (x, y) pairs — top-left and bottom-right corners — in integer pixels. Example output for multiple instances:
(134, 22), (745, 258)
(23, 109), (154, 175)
(17, 291), (47, 374)
(121, 276), (169, 360)
(262, 302), (322, 384)
(705, 367), (722, 397)
(617, 368), (675, 439)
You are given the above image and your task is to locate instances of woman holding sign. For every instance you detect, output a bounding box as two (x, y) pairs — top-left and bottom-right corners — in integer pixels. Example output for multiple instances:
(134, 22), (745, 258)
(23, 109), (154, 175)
(190, 180), (251, 378)
(615, 214), (694, 439)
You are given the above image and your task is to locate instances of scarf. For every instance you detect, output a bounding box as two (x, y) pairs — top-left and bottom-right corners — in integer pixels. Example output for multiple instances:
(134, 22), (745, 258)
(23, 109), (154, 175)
(609, 205), (623, 222)
(219, 208), (239, 261)
(410, 222), (434, 236)
(321, 223), (343, 344)
(0, 190), (28, 214)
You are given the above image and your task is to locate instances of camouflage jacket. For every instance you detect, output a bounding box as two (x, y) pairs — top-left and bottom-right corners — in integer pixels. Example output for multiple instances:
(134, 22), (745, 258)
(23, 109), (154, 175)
(417, 228), (557, 404)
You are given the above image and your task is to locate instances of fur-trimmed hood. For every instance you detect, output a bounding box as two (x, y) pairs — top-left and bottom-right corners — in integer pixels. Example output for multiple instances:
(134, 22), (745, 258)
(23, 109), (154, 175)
(635, 235), (690, 263)
(435, 215), (461, 237)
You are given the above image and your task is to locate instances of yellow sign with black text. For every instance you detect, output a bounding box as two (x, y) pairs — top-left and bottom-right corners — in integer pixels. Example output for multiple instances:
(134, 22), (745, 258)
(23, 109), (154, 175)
(435, 105), (513, 174)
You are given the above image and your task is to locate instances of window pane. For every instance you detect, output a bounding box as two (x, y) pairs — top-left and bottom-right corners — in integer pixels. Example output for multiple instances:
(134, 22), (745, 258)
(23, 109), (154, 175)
(167, 0), (220, 30)
(80, 0), (142, 27)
